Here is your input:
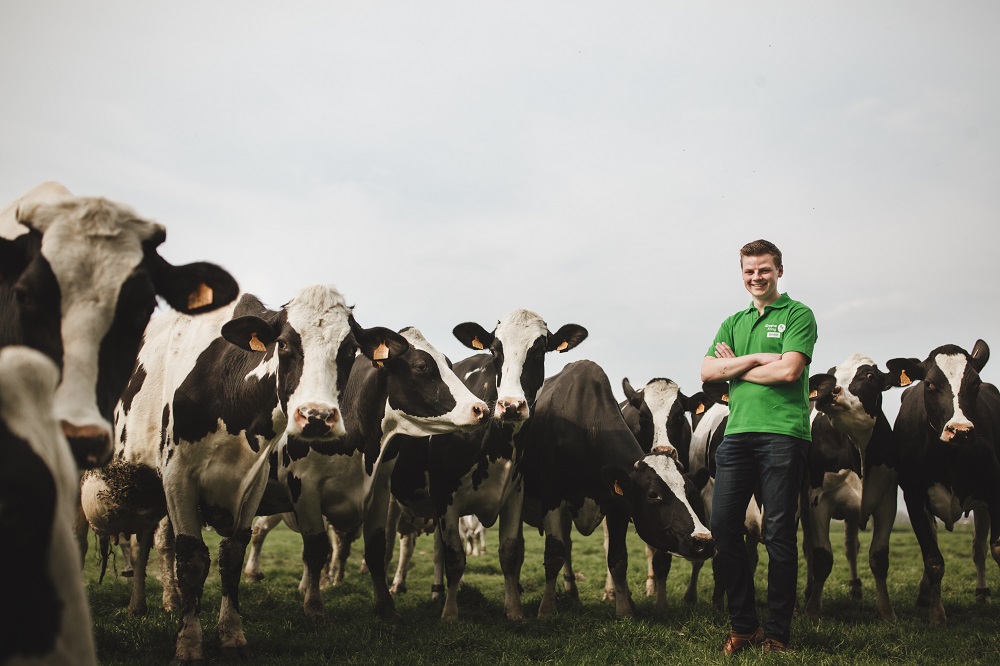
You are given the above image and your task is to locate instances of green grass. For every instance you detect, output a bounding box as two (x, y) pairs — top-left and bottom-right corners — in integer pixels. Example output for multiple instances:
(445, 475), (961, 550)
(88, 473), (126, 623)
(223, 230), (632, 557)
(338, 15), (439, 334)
(84, 520), (1000, 664)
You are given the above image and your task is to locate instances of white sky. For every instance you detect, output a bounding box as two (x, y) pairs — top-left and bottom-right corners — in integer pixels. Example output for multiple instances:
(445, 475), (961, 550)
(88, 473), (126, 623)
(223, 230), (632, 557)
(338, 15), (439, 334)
(3, 1), (998, 433)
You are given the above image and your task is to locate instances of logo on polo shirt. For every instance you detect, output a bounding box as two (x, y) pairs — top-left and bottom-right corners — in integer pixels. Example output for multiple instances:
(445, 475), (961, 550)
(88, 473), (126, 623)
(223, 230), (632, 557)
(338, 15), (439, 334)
(766, 323), (784, 339)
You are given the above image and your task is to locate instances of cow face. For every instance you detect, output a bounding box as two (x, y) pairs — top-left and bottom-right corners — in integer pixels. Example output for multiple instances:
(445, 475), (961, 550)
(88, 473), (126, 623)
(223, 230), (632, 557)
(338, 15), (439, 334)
(1, 194), (238, 469)
(622, 377), (690, 459)
(810, 354), (895, 438)
(377, 327), (489, 438)
(222, 285), (403, 441)
(602, 449), (714, 560)
(886, 340), (989, 444)
(453, 310), (587, 423)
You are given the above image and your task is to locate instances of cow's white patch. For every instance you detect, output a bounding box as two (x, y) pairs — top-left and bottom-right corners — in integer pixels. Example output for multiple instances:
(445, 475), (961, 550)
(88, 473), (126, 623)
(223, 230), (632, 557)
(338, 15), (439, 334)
(638, 379), (682, 453)
(493, 309), (549, 415)
(935, 353), (973, 440)
(689, 402), (728, 474)
(927, 482), (962, 528)
(827, 354), (878, 443)
(643, 454), (711, 538)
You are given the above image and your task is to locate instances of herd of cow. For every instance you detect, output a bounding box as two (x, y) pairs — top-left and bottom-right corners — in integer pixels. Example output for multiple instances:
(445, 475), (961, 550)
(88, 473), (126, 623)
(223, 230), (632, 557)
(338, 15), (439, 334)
(2, 182), (999, 664)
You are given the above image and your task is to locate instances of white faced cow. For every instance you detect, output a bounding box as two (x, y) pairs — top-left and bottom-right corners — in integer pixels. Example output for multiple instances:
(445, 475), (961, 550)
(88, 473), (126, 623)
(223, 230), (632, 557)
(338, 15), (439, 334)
(0, 182), (238, 469)
(807, 354), (900, 620)
(80, 285), (403, 663)
(0, 347), (98, 665)
(885, 340), (1000, 625)
(389, 309), (587, 620)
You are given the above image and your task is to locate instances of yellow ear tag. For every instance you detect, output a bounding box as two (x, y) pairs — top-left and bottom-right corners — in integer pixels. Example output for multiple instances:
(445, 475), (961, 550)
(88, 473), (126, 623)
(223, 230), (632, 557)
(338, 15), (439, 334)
(471, 336), (484, 350)
(187, 283), (214, 310)
(695, 403), (705, 415)
(899, 369), (912, 386)
(722, 394), (729, 403)
(373, 342), (390, 361)
(613, 480), (624, 496)
(249, 333), (266, 352)
(556, 341), (569, 352)
(809, 390), (818, 399)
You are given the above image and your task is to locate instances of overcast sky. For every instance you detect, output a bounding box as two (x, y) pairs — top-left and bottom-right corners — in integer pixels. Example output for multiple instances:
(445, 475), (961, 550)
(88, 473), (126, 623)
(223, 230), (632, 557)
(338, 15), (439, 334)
(3, 2), (998, 430)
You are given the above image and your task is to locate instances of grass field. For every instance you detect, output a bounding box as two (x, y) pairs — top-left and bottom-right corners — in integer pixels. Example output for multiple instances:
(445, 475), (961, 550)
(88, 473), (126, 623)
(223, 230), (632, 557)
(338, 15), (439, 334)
(83, 519), (1000, 665)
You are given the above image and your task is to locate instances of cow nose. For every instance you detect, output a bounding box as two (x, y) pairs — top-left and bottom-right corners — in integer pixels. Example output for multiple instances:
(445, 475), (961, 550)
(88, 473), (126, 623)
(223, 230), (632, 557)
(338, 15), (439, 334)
(62, 421), (113, 469)
(495, 398), (528, 421)
(472, 401), (490, 423)
(832, 386), (842, 395)
(692, 532), (715, 558)
(295, 403), (342, 437)
(944, 422), (974, 443)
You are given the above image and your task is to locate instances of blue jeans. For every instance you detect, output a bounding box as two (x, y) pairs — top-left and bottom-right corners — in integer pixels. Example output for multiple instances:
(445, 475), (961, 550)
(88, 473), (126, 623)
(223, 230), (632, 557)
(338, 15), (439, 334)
(710, 432), (807, 645)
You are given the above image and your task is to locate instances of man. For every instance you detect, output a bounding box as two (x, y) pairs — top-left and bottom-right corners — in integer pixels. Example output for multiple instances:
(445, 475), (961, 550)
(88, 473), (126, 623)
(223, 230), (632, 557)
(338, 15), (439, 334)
(700, 239), (817, 654)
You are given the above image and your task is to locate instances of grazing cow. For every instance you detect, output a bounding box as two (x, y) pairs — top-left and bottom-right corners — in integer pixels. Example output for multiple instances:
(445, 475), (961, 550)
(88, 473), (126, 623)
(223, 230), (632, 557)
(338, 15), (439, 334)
(806, 353), (900, 620)
(263, 327), (489, 619)
(389, 309), (588, 620)
(684, 381), (763, 610)
(0, 182), (238, 469)
(80, 285), (404, 663)
(521, 360), (714, 619)
(885, 340), (1000, 625)
(615, 377), (694, 607)
(0, 347), (97, 665)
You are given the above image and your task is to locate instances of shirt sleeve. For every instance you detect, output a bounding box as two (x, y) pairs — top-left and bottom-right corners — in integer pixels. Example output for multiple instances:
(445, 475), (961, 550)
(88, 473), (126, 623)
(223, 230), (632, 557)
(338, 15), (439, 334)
(781, 304), (818, 363)
(706, 317), (735, 357)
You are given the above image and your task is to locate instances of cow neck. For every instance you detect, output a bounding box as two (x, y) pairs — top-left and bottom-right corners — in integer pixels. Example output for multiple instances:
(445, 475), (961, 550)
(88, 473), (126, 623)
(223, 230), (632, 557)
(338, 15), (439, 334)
(346, 364), (390, 476)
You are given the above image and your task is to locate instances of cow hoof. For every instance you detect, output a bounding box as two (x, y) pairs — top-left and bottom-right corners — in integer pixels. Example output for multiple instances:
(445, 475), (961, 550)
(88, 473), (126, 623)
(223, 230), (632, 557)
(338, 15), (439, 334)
(377, 608), (402, 624)
(682, 591), (697, 605)
(218, 644), (253, 662)
(122, 569), (134, 578)
(602, 590), (615, 602)
(390, 583), (407, 595)
(128, 602), (148, 619)
(169, 659), (206, 666)
(244, 572), (265, 584)
(975, 587), (992, 604)
(849, 579), (862, 599)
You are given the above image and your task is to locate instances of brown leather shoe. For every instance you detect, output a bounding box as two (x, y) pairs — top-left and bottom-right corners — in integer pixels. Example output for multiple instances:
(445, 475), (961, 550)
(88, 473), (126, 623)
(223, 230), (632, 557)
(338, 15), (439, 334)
(761, 637), (792, 653)
(722, 627), (764, 656)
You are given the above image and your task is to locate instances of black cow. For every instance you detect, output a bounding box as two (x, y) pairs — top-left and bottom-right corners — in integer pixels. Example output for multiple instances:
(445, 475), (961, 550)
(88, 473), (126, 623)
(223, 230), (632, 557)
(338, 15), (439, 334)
(886, 340), (1000, 625)
(0, 182), (238, 468)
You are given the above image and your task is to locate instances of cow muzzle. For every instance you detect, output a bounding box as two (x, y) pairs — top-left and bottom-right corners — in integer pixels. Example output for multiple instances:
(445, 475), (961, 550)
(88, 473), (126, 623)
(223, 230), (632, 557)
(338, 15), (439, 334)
(293, 403), (343, 439)
(690, 532), (715, 560)
(495, 398), (529, 422)
(942, 421), (974, 444)
(62, 421), (114, 469)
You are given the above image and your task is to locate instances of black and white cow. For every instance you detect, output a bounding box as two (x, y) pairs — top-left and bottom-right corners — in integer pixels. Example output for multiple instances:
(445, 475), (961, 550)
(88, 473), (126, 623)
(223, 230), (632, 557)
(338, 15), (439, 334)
(684, 381), (763, 610)
(615, 377), (694, 607)
(807, 353), (900, 620)
(0, 347), (97, 665)
(80, 285), (404, 662)
(0, 182), (238, 469)
(257, 327), (489, 620)
(389, 309), (588, 620)
(521, 361), (714, 619)
(885, 340), (1000, 625)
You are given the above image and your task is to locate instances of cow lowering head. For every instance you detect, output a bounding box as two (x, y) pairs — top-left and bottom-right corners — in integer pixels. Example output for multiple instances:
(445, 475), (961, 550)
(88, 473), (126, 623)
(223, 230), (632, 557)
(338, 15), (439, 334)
(453, 309), (587, 423)
(621, 377), (691, 463)
(810, 354), (895, 440)
(0, 186), (238, 469)
(375, 327), (490, 439)
(885, 340), (989, 445)
(221, 285), (405, 441)
(602, 448), (713, 560)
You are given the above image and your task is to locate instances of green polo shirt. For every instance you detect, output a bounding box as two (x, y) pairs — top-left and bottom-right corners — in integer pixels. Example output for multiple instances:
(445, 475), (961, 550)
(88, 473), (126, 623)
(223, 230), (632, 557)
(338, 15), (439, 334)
(706, 292), (818, 441)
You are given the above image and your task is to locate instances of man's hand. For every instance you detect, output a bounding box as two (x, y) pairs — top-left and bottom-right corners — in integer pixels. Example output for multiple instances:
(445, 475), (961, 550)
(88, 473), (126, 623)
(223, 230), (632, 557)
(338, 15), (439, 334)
(702, 346), (785, 383)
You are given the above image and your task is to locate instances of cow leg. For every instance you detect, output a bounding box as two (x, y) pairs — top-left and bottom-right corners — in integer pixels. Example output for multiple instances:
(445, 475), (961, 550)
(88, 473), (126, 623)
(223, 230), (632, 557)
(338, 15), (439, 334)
(439, 508), (469, 620)
(431, 524), (446, 602)
(864, 467), (897, 620)
(497, 490), (526, 621)
(803, 499), (834, 619)
(385, 497), (401, 573)
(173, 532), (211, 663)
(390, 531), (417, 595)
(244, 514), (283, 583)
(325, 527), (357, 588)
(128, 527), (154, 618)
(650, 548), (671, 610)
(605, 507), (634, 618)
(363, 478), (399, 621)
(684, 558), (702, 605)
(538, 508), (567, 618)
(601, 519), (615, 602)
(972, 508), (992, 603)
(119, 533), (136, 576)
(216, 529), (252, 659)
(75, 500), (91, 566)
(154, 516), (180, 613)
(845, 516), (861, 600)
(561, 509), (580, 601)
(645, 545), (656, 597)
(905, 490), (947, 625)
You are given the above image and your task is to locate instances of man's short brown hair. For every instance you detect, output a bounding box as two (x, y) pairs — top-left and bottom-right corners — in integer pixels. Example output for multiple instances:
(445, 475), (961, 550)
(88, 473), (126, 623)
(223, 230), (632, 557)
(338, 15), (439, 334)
(740, 239), (782, 269)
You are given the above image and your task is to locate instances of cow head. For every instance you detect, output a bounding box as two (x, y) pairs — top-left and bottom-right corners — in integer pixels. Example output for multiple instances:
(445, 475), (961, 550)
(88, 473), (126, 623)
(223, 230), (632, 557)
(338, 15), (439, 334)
(453, 309), (587, 423)
(886, 340), (989, 444)
(222, 285), (402, 441)
(602, 448), (714, 560)
(0, 189), (238, 469)
(375, 327), (490, 439)
(621, 377), (691, 462)
(684, 380), (729, 432)
(809, 353), (897, 442)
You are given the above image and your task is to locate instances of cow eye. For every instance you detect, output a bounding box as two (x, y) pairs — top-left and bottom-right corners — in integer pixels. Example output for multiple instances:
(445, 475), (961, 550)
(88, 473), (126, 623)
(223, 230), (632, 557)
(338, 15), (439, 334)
(277, 339), (288, 351)
(925, 382), (936, 392)
(646, 490), (662, 502)
(866, 372), (875, 382)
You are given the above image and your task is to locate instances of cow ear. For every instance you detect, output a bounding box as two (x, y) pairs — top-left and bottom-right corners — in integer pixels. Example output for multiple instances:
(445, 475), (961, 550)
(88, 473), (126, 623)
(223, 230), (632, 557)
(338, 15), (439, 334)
(0, 231), (40, 284)
(971, 339), (990, 373)
(684, 392), (707, 415)
(600, 465), (635, 503)
(809, 373), (836, 401)
(702, 380), (729, 405)
(351, 317), (410, 363)
(151, 257), (240, 314)
(622, 377), (642, 406)
(221, 315), (278, 352)
(548, 324), (588, 353)
(453, 322), (494, 351)
(885, 358), (924, 387)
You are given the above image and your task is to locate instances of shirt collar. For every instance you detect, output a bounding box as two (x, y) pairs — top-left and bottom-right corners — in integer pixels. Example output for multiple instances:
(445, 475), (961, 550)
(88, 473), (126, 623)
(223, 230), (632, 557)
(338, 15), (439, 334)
(744, 292), (790, 314)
